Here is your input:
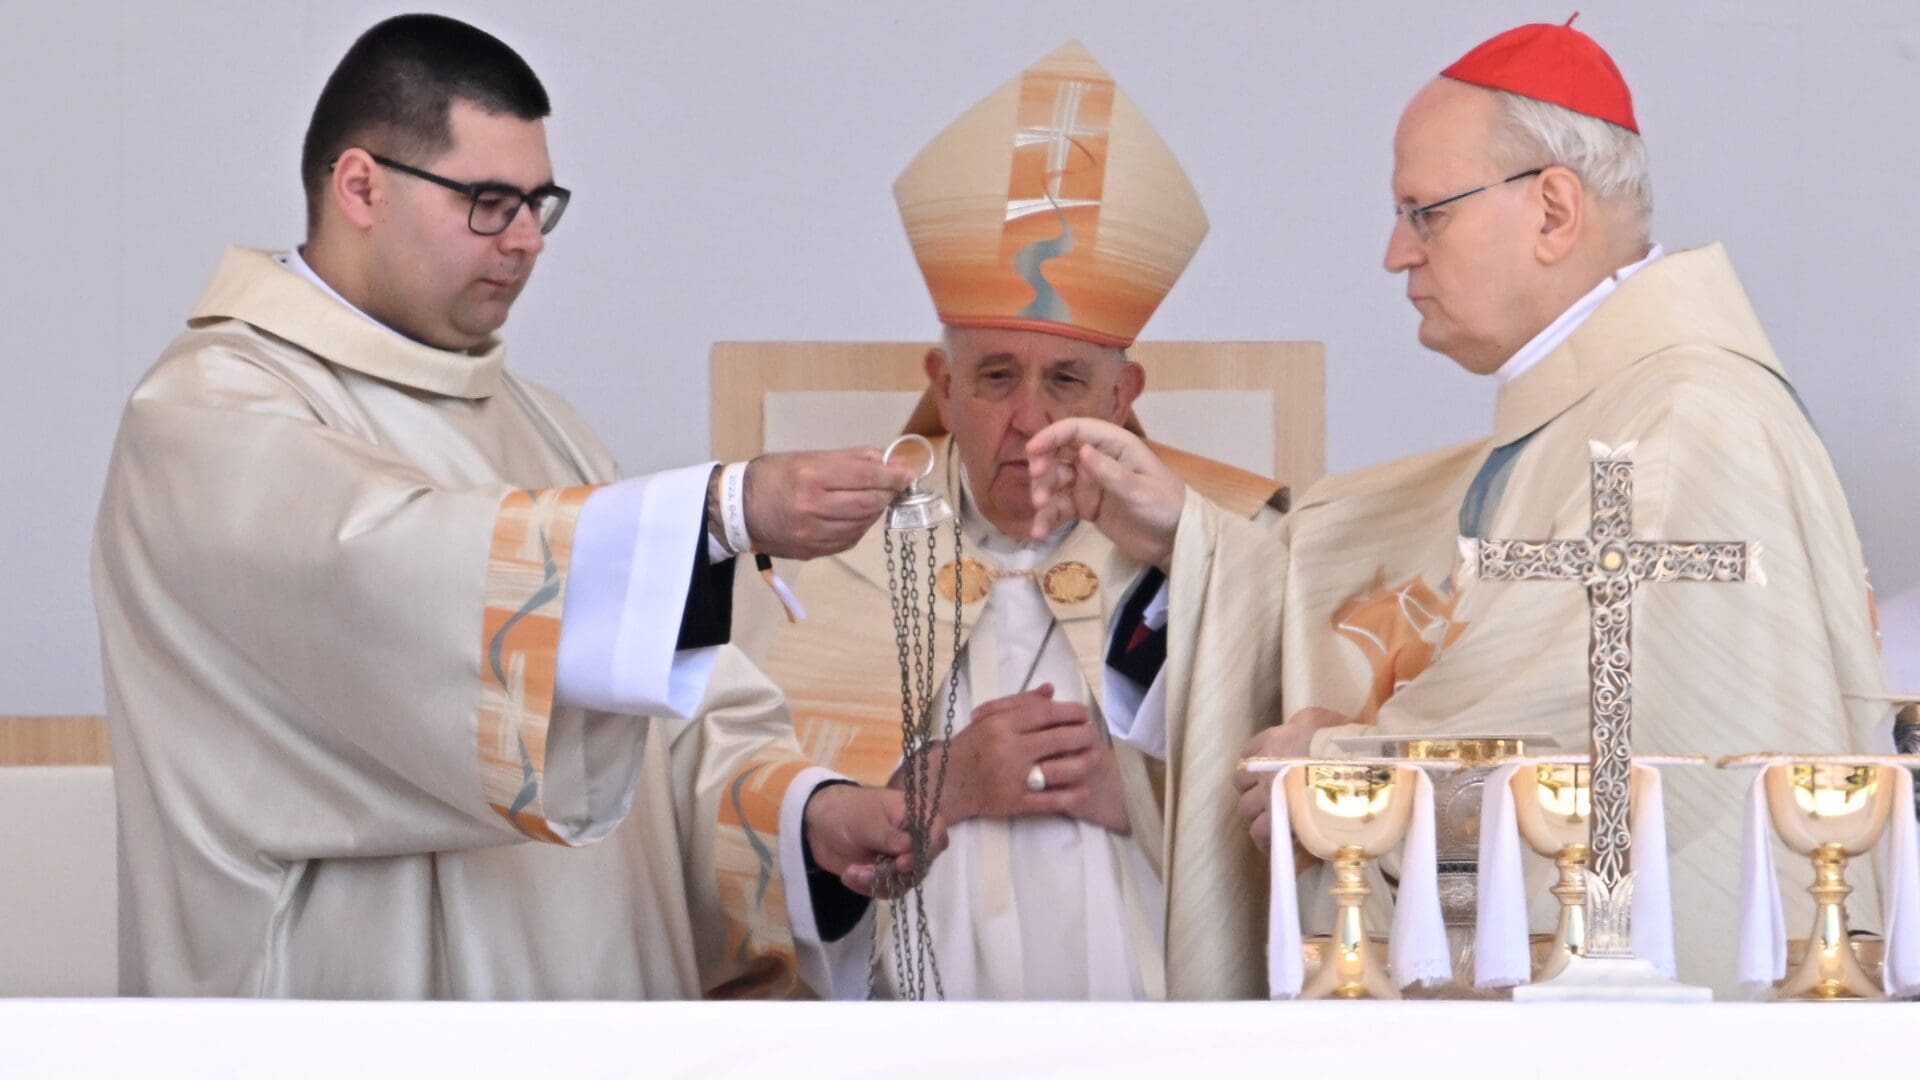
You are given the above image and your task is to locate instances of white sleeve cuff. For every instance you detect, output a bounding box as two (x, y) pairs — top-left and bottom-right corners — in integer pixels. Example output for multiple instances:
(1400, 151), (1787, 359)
(780, 765), (875, 999)
(1102, 574), (1170, 760)
(554, 463), (720, 717)
(1107, 666), (1170, 761)
(1143, 577), (1170, 631)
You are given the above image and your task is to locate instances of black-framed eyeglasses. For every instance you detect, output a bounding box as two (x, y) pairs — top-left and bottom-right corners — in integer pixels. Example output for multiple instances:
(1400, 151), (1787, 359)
(350, 153), (571, 237)
(1393, 167), (1545, 243)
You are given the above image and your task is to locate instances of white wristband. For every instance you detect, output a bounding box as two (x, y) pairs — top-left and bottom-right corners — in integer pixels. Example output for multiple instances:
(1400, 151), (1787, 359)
(721, 461), (753, 555)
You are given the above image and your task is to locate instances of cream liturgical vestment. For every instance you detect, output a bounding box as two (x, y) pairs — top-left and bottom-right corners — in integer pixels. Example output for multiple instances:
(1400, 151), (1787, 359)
(1167, 245), (1889, 994)
(93, 247), (811, 999)
(721, 436), (1282, 999)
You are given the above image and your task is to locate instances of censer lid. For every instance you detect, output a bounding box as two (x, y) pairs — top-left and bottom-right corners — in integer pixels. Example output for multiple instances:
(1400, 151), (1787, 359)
(883, 434), (955, 532)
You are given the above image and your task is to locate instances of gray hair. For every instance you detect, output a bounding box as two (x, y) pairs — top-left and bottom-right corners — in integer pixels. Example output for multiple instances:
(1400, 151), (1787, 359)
(1488, 90), (1652, 244)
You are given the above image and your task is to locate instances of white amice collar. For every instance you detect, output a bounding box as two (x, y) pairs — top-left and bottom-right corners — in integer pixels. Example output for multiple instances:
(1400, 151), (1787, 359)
(1492, 242), (1665, 384)
(275, 248), (407, 340)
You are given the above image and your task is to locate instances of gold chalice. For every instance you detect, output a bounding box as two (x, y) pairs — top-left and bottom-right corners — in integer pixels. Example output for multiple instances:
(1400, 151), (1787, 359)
(1764, 761), (1897, 1000)
(1510, 763), (1593, 983)
(1284, 763), (1419, 999)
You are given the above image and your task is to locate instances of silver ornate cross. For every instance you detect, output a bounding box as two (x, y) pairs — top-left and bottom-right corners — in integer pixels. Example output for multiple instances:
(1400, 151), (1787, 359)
(1465, 441), (1757, 956)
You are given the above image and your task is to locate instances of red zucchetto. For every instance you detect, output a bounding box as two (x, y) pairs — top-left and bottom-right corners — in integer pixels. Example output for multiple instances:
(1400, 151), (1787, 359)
(1441, 14), (1638, 133)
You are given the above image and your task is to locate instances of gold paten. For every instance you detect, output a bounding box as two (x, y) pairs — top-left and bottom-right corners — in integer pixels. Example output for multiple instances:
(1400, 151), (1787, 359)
(1367, 736), (1528, 765)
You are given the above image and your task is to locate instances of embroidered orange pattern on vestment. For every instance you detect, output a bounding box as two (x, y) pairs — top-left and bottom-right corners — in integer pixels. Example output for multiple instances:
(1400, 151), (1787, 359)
(1325, 570), (1469, 726)
(477, 486), (593, 843)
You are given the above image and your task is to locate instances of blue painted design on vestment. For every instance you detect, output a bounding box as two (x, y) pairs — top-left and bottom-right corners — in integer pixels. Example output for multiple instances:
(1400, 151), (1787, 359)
(1013, 213), (1075, 323)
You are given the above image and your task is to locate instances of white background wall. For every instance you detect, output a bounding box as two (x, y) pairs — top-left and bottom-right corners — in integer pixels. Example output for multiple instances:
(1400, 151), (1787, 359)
(4, 1), (1915, 712)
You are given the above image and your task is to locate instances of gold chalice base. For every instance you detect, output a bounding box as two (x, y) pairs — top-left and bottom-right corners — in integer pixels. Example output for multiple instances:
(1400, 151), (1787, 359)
(1299, 935), (1392, 1000)
(1300, 935), (1557, 999)
(1523, 933), (1573, 978)
(1781, 937), (1885, 999)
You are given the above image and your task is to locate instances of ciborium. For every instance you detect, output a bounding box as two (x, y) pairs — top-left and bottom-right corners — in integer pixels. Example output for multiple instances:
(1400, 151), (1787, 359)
(1335, 733), (1556, 997)
(1510, 762), (1593, 982)
(1284, 763), (1419, 999)
(1763, 760), (1897, 1000)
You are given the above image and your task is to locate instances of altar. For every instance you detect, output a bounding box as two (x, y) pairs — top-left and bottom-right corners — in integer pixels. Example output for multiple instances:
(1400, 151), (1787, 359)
(0, 998), (1908, 1078)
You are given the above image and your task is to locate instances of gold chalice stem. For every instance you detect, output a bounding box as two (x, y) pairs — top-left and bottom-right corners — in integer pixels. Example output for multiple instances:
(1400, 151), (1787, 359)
(1535, 843), (1589, 983)
(1303, 845), (1399, 1000)
(1778, 842), (1883, 1001)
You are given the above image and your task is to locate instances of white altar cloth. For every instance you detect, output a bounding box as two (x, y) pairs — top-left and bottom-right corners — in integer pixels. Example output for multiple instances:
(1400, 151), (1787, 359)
(0, 999), (1909, 1078)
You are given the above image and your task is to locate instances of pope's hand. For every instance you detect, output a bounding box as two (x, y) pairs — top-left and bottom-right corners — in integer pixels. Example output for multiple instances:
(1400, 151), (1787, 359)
(743, 447), (914, 559)
(803, 783), (949, 898)
(907, 684), (1131, 835)
(1024, 418), (1184, 571)
(1232, 708), (1356, 851)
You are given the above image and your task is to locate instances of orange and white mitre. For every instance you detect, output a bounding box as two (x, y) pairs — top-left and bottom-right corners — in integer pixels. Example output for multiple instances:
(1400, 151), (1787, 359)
(894, 40), (1207, 349)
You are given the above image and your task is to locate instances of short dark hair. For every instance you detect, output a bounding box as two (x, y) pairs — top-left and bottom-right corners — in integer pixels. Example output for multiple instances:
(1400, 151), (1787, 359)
(300, 14), (551, 231)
